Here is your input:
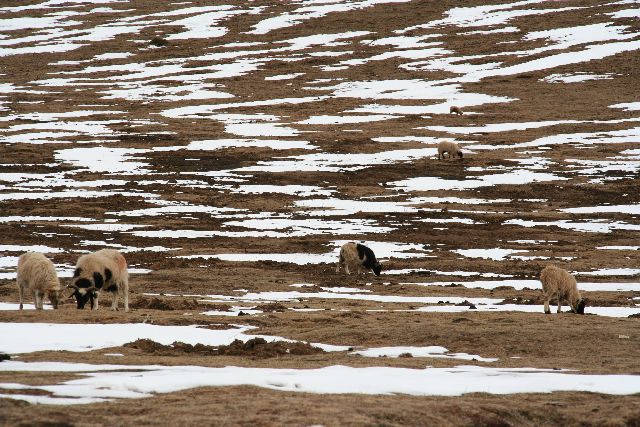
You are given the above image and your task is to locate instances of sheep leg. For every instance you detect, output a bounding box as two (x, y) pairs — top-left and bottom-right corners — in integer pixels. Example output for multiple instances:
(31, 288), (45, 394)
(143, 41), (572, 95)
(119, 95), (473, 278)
(110, 290), (119, 311)
(543, 293), (551, 314)
(92, 293), (99, 310)
(123, 277), (129, 312)
(34, 290), (43, 310)
(557, 296), (562, 314)
(18, 284), (23, 310)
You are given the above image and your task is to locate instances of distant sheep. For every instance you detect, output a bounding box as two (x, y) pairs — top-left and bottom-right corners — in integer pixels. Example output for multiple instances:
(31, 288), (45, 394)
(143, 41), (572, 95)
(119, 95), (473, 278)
(437, 141), (463, 160)
(16, 252), (60, 310)
(540, 265), (585, 314)
(70, 249), (129, 311)
(449, 106), (463, 115)
(336, 242), (382, 276)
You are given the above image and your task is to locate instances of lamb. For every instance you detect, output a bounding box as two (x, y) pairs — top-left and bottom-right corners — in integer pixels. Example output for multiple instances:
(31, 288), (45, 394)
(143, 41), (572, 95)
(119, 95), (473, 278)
(336, 242), (382, 276)
(16, 252), (60, 310)
(540, 265), (585, 314)
(70, 249), (129, 311)
(449, 105), (463, 115)
(437, 140), (463, 160)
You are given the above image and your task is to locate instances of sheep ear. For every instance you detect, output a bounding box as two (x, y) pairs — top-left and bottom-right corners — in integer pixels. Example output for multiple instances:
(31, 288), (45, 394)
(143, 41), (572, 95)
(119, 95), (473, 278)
(104, 268), (112, 282)
(93, 272), (104, 289)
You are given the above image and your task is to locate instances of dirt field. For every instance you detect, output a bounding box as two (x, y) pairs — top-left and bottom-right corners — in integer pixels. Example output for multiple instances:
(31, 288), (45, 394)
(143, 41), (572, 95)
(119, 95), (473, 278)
(0, 0), (639, 425)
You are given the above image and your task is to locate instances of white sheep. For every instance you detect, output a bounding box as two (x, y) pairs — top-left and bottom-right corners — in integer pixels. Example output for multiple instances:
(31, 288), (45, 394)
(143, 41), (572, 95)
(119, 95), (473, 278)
(449, 105), (463, 115)
(16, 252), (60, 310)
(540, 265), (585, 314)
(336, 242), (382, 276)
(70, 249), (129, 311)
(437, 141), (463, 160)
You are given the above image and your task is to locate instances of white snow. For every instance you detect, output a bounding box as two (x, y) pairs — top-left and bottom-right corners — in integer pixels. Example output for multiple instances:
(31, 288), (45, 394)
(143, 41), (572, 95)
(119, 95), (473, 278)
(351, 346), (498, 362)
(390, 170), (567, 192)
(408, 280), (640, 292)
(454, 248), (526, 261)
(0, 323), (349, 354)
(415, 304), (640, 317)
(201, 291), (502, 306)
(1, 362), (640, 404)
(504, 219), (640, 234)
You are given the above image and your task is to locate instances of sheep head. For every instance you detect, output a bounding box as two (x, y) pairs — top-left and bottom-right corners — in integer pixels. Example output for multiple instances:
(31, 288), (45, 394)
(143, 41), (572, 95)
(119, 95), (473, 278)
(67, 284), (97, 309)
(372, 262), (382, 276)
(574, 299), (586, 315)
(47, 289), (60, 309)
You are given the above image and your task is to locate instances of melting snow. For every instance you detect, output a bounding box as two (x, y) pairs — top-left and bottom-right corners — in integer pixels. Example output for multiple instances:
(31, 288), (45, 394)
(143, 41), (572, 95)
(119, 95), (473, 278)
(0, 323), (348, 354)
(351, 346), (498, 362)
(1, 362), (639, 404)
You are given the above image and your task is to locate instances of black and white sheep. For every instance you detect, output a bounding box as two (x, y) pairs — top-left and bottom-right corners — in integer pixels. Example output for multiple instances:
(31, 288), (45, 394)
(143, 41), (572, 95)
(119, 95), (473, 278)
(336, 242), (382, 276)
(70, 249), (129, 311)
(437, 141), (463, 160)
(16, 252), (60, 310)
(540, 265), (585, 314)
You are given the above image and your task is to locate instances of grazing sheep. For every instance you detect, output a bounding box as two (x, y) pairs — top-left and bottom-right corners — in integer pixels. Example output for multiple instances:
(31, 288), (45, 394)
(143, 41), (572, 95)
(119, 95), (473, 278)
(336, 242), (382, 276)
(437, 141), (463, 160)
(449, 106), (463, 115)
(16, 252), (60, 310)
(540, 265), (585, 314)
(70, 249), (129, 311)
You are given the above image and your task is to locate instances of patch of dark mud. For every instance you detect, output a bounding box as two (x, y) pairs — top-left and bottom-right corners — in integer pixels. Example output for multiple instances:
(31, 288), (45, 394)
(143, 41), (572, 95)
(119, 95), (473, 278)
(124, 338), (324, 358)
(150, 37), (169, 47)
(586, 297), (636, 307)
(491, 286), (516, 291)
(130, 297), (205, 311)
(217, 338), (324, 357)
(18, 422), (74, 427)
(454, 300), (477, 309)
(0, 353), (11, 362)
(0, 280), (13, 296)
(258, 302), (288, 312)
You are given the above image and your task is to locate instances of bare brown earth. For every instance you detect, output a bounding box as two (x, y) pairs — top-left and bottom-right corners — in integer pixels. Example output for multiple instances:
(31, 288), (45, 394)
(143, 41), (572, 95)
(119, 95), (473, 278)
(1, 0), (640, 425)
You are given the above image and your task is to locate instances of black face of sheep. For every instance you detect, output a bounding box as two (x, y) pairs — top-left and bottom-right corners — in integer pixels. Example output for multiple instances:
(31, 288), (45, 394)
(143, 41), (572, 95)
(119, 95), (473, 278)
(457, 151), (463, 159)
(67, 285), (96, 309)
(372, 262), (382, 276)
(575, 299), (586, 315)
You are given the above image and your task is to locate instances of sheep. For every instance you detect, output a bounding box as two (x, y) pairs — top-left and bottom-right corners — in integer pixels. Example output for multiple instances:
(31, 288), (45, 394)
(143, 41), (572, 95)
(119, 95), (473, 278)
(437, 140), (463, 160)
(336, 242), (382, 276)
(449, 105), (463, 115)
(70, 249), (129, 311)
(16, 252), (60, 310)
(540, 265), (585, 314)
